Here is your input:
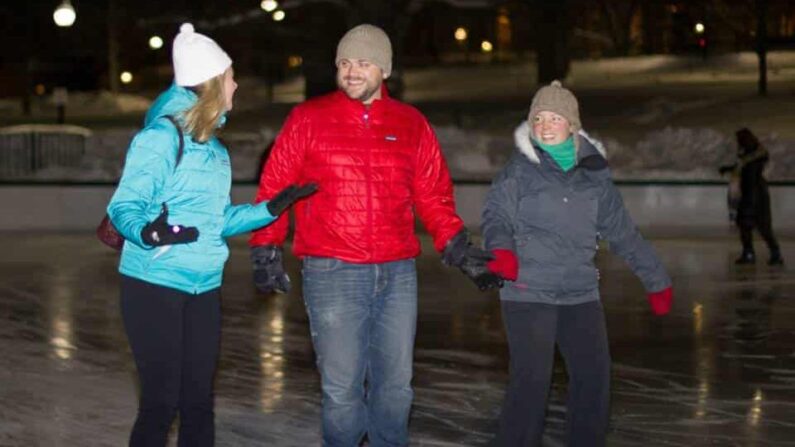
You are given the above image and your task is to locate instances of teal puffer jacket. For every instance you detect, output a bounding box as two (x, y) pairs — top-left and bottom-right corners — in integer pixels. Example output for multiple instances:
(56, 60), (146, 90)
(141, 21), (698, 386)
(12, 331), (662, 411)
(108, 84), (275, 294)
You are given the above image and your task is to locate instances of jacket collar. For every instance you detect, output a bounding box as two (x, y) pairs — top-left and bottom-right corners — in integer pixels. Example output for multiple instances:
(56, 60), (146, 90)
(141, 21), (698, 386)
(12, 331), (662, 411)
(334, 83), (391, 111)
(514, 121), (606, 165)
(145, 83), (228, 130)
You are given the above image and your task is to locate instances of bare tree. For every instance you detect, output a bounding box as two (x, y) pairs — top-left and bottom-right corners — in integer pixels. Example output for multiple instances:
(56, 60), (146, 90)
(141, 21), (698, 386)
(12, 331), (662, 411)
(108, 0), (120, 94)
(598, 0), (641, 55)
(756, 0), (768, 96)
(640, 0), (666, 54)
(709, 0), (770, 96)
(282, 0), (496, 97)
(535, 0), (571, 84)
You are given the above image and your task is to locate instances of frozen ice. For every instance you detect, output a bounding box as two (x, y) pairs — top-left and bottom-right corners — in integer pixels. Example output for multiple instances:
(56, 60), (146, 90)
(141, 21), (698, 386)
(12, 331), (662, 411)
(0, 234), (793, 446)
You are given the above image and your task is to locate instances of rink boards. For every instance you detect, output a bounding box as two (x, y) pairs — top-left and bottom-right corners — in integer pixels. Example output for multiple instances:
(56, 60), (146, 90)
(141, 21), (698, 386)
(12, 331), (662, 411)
(1, 182), (794, 235)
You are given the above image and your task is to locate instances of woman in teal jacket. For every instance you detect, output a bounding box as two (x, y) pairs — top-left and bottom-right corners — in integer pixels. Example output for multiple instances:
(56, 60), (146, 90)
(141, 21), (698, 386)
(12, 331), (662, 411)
(107, 24), (314, 447)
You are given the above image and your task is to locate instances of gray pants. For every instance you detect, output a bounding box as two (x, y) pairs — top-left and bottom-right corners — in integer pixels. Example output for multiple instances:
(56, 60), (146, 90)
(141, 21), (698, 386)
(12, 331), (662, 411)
(494, 300), (611, 447)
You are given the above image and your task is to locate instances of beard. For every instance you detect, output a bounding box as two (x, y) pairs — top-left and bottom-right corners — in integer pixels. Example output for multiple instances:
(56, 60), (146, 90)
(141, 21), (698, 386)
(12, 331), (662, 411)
(338, 76), (381, 103)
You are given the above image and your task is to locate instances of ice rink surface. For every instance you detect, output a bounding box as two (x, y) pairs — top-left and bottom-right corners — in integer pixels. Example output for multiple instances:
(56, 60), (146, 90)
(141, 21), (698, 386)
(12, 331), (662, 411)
(1, 232), (794, 446)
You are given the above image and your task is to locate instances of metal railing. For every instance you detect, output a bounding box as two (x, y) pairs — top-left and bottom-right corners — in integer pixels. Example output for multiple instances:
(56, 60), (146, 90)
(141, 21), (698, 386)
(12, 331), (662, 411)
(0, 125), (92, 177)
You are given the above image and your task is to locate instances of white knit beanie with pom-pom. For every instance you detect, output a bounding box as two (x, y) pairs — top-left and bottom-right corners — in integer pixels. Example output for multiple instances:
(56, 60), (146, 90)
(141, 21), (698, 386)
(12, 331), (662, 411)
(172, 23), (232, 87)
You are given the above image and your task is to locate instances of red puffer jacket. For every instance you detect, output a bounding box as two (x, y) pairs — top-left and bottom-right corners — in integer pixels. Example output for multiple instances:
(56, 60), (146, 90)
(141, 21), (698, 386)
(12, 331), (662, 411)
(250, 87), (463, 263)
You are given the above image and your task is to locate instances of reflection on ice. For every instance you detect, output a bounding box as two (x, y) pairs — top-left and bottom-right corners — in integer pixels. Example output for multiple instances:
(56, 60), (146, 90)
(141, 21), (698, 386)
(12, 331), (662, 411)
(747, 388), (763, 427)
(0, 234), (794, 446)
(48, 270), (75, 361)
(259, 311), (286, 414)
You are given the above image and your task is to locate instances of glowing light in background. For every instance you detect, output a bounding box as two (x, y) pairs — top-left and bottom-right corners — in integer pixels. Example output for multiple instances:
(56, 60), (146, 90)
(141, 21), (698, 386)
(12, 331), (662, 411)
(454, 27), (468, 42)
(481, 40), (493, 53)
(261, 0), (278, 12)
(149, 35), (164, 50)
(287, 55), (303, 68)
(120, 71), (133, 84)
(272, 10), (286, 22)
(53, 0), (76, 27)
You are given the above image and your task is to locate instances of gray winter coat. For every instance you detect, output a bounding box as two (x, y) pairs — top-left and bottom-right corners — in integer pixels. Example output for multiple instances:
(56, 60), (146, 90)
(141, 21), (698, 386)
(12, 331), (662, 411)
(481, 122), (671, 304)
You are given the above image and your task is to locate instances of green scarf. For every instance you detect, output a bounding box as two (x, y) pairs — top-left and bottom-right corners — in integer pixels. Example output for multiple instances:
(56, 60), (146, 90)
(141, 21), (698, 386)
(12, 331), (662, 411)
(535, 136), (576, 172)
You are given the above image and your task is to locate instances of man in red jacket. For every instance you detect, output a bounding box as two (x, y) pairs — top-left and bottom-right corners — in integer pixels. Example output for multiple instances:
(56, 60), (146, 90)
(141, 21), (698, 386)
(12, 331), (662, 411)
(250, 24), (500, 446)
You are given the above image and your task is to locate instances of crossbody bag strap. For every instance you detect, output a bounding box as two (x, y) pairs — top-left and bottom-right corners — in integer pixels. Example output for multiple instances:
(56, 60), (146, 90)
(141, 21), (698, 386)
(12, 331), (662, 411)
(163, 114), (185, 169)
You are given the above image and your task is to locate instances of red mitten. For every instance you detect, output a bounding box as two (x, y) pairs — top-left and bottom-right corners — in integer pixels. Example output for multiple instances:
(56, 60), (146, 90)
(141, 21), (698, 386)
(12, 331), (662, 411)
(487, 249), (518, 281)
(647, 287), (673, 316)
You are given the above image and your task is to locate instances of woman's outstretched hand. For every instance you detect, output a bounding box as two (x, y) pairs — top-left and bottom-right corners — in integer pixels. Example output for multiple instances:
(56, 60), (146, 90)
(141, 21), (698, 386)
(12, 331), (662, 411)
(266, 183), (318, 216)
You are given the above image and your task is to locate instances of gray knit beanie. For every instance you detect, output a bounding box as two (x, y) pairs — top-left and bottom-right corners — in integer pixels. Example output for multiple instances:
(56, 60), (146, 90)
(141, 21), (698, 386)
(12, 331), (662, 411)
(335, 24), (392, 77)
(528, 80), (581, 132)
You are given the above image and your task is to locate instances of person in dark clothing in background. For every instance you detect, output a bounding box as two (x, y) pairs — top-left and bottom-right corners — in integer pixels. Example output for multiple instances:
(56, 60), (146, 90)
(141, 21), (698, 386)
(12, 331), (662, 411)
(720, 128), (784, 266)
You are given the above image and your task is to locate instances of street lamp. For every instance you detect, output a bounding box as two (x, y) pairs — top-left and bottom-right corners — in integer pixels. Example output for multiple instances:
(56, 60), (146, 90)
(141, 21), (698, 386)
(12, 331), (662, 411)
(454, 27), (468, 62)
(481, 40), (493, 53)
(272, 10), (286, 22)
(53, 0), (76, 27)
(694, 22), (707, 60)
(149, 35), (163, 50)
(287, 55), (303, 68)
(261, 0), (278, 13)
(454, 27), (468, 42)
(120, 71), (133, 84)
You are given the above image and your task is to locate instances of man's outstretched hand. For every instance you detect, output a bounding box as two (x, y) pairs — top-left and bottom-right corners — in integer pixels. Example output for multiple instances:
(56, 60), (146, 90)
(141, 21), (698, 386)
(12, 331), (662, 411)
(443, 230), (504, 291)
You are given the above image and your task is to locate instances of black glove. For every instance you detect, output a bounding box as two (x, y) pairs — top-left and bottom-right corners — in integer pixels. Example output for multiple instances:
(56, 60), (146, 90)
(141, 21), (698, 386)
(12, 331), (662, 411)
(141, 203), (199, 247)
(251, 245), (291, 294)
(473, 272), (505, 291)
(266, 183), (318, 216)
(442, 230), (503, 291)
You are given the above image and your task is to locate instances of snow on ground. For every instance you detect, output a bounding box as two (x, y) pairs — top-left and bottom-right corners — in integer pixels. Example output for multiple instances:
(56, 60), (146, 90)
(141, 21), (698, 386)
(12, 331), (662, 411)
(1, 51), (794, 181)
(438, 124), (794, 181)
(404, 51), (795, 101)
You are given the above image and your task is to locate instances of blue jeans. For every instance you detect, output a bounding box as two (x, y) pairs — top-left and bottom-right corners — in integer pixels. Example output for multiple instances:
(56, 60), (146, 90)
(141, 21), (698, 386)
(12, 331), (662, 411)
(302, 257), (418, 447)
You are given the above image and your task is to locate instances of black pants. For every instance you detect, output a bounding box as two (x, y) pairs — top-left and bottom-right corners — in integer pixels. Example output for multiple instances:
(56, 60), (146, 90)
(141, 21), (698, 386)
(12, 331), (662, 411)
(120, 275), (221, 447)
(739, 221), (779, 257)
(494, 300), (611, 447)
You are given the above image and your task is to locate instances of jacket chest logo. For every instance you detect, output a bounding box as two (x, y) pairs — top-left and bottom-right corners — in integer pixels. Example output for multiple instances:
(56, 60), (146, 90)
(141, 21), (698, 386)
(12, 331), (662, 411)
(385, 135), (398, 142)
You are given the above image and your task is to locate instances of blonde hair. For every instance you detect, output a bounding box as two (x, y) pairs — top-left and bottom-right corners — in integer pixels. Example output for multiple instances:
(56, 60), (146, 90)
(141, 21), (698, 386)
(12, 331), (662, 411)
(182, 72), (226, 143)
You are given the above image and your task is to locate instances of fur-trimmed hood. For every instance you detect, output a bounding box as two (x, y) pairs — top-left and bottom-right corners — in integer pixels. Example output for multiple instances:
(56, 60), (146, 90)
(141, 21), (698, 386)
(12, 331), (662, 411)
(513, 121), (606, 165)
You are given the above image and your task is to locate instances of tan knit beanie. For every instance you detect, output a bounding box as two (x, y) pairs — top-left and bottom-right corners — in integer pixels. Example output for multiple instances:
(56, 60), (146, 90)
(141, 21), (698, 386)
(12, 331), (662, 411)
(335, 24), (392, 77)
(528, 80), (581, 132)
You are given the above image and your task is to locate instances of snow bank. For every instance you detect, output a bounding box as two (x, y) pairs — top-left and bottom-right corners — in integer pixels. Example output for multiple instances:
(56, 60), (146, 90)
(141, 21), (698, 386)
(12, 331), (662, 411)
(2, 51), (795, 182)
(436, 125), (795, 182)
(0, 124), (792, 182)
(3, 91), (152, 118)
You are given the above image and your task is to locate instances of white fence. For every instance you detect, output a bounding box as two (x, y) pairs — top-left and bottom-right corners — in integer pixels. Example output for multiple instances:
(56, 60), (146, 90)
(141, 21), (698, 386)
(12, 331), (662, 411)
(0, 125), (91, 177)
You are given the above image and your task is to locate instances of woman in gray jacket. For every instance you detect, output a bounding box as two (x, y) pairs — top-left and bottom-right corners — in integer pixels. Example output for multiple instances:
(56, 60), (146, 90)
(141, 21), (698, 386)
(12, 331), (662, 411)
(482, 81), (673, 447)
